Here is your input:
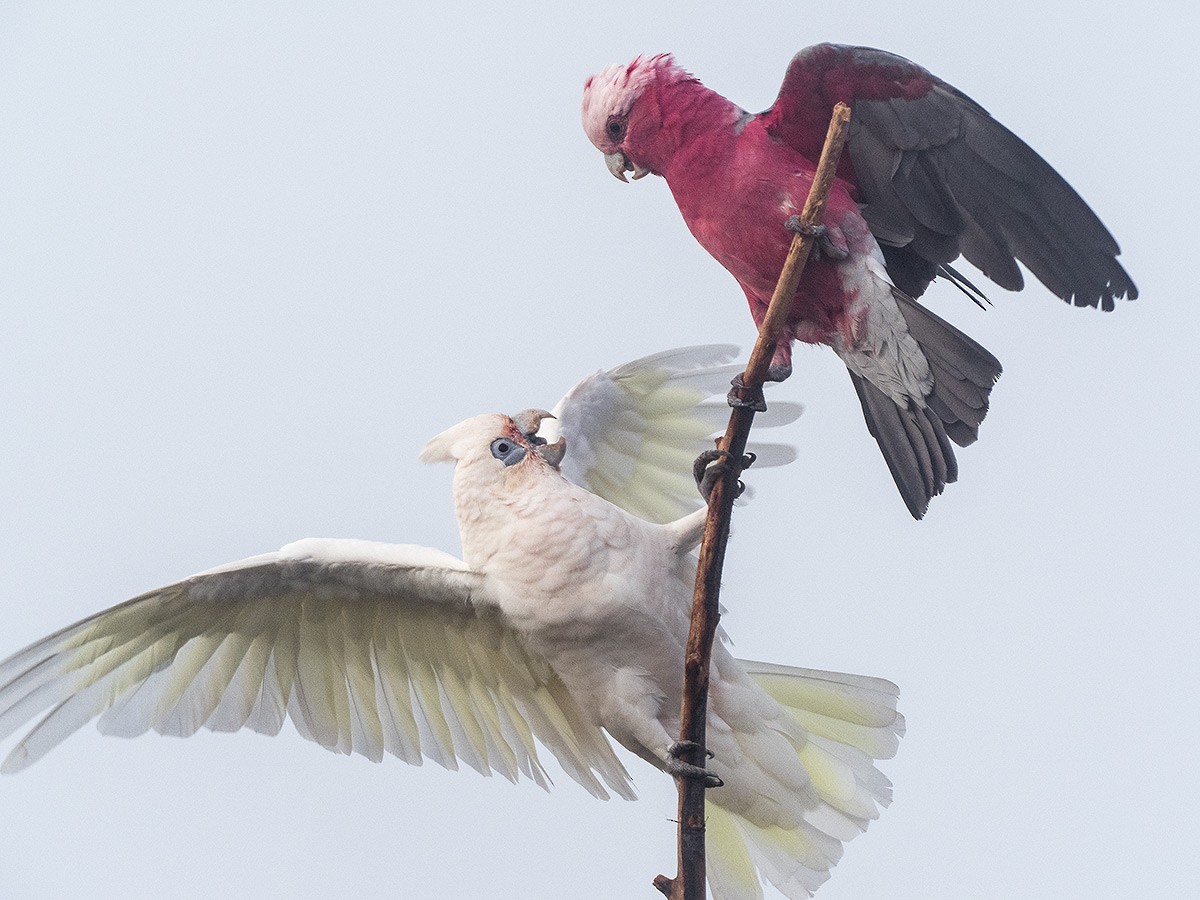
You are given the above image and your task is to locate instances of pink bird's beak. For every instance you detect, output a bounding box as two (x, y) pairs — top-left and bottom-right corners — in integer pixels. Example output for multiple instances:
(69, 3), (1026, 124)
(605, 152), (650, 182)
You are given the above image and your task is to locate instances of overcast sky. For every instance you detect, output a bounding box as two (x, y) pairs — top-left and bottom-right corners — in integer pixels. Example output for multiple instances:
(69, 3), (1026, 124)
(1, 3), (1195, 898)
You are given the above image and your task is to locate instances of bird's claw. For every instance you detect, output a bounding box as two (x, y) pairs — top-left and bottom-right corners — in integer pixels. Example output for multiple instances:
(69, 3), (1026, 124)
(670, 739), (714, 760)
(666, 741), (723, 788)
(784, 216), (849, 261)
(727, 374), (767, 412)
(784, 215), (818, 237)
(765, 362), (792, 384)
(693, 449), (749, 504)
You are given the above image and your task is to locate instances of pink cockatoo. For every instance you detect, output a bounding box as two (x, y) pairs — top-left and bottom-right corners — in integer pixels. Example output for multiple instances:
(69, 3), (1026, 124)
(582, 44), (1137, 518)
(0, 348), (896, 900)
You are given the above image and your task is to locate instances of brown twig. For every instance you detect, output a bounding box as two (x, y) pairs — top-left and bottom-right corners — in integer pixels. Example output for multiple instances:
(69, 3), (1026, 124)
(653, 102), (852, 900)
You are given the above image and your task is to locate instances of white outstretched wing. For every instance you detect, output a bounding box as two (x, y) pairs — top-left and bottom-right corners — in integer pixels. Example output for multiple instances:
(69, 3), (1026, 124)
(543, 345), (802, 523)
(0, 538), (633, 799)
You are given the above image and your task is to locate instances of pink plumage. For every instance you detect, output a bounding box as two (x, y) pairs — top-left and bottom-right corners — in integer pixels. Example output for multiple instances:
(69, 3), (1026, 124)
(582, 45), (1136, 518)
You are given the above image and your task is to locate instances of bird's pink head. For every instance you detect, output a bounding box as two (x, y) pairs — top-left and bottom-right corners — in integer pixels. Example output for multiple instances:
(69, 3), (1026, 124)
(581, 53), (695, 181)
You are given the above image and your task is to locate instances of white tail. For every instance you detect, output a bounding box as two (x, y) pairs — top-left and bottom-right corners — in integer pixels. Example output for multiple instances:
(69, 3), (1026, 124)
(706, 662), (905, 899)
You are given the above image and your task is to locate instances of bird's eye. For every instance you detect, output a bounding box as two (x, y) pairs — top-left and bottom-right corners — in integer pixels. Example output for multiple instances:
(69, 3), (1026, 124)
(490, 437), (528, 467)
(605, 116), (626, 141)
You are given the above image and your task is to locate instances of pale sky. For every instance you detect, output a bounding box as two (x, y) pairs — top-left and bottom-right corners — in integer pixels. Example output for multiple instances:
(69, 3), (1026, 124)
(1, 3), (1195, 898)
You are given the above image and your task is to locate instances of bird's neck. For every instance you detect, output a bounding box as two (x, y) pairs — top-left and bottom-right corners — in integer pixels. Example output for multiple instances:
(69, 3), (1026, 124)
(631, 77), (745, 180)
(451, 464), (580, 577)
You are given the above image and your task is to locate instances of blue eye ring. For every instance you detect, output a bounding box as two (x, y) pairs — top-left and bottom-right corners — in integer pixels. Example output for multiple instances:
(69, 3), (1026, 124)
(490, 437), (528, 467)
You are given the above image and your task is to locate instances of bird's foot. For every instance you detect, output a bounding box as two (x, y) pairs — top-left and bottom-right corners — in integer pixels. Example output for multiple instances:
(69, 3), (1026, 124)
(693, 449), (754, 504)
(670, 739), (714, 760)
(727, 374), (767, 412)
(666, 741), (723, 788)
(784, 216), (849, 261)
(765, 361), (792, 384)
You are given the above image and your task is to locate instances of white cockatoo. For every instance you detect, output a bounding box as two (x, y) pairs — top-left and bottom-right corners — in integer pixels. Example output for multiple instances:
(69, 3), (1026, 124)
(0, 346), (901, 900)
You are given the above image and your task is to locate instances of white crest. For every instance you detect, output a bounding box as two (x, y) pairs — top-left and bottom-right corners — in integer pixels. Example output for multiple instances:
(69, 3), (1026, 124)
(581, 53), (674, 150)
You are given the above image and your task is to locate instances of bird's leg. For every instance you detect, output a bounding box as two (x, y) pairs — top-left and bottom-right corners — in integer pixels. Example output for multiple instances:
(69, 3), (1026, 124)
(693, 449), (735, 502)
(766, 359), (792, 383)
(784, 215), (849, 261)
(666, 741), (723, 788)
(693, 449), (754, 504)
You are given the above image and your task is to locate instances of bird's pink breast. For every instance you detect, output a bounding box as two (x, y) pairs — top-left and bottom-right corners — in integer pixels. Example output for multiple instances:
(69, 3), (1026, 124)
(663, 119), (865, 342)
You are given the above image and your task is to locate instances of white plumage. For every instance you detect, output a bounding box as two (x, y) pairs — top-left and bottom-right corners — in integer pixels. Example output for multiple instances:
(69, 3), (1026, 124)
(546, 344), (801, 523)
(0, 346), (900, 899)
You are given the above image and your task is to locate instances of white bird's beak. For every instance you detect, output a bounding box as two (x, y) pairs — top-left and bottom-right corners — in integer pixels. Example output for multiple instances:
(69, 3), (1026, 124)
(536, 436), (567, 469)
(604, 152), (650, 182)
(513, 409), (555, 437)
(511, 409), (566, 469)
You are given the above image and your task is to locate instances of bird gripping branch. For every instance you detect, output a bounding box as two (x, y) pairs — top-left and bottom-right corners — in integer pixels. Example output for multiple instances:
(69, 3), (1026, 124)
(656, 102), (852, 900)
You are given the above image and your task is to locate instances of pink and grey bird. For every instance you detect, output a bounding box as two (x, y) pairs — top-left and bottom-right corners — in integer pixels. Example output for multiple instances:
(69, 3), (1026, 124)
(582, 44), (1137, 518)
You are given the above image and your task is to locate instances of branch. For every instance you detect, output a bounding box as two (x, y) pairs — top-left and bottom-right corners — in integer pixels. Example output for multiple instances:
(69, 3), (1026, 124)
(653, 102), (852, 900)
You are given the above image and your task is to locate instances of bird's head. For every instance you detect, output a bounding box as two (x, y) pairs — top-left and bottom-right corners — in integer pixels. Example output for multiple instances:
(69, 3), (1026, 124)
(421, 412), (569, 567)
(582, 53), (693, 182)
(420, 411), (566, 474)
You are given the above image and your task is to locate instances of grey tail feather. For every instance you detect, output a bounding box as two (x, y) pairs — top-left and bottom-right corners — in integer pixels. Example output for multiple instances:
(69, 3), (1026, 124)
(849, 291), (1003, 519)
(850, 373), (956, 519)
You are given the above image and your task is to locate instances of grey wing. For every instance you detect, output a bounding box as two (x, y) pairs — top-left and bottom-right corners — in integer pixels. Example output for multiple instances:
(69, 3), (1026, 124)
(769, 43), (1137, 308)
(853, 78), (1136, 309)
(0, 538), (633, 799)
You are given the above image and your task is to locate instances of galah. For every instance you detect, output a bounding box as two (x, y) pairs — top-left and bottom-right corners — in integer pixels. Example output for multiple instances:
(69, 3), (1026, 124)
(582, 44), (1137, 518)
(0, 348), (901, 899)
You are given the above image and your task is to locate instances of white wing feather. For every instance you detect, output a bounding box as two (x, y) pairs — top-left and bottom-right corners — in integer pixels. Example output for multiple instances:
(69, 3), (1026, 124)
(0, 539), (634, 799)
(544, 345), (802, 523)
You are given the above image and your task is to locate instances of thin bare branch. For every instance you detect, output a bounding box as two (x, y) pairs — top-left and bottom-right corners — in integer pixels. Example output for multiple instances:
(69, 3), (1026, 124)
(653, 102), (852, 900)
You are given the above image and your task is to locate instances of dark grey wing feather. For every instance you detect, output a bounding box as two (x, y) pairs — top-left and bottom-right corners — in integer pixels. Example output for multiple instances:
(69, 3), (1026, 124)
(768, 43), (1136, 308)
(852, 82), (1137, 308)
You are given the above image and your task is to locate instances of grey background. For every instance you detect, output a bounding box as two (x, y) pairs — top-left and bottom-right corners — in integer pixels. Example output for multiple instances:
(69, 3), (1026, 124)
(1, 2), (1194, 898)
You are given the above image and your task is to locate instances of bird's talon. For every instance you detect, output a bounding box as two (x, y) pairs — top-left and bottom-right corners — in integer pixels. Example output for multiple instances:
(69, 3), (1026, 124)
(665, 759), (723, 788)
(665, 742), (723, 788)
(693, 450), (728, 488)
(783, 217), (849, 261)
(693, 450), (733, 503)
(727, 375), (767, 412)
(669, 740), (714, 760)
(784, 215), (820, 237)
